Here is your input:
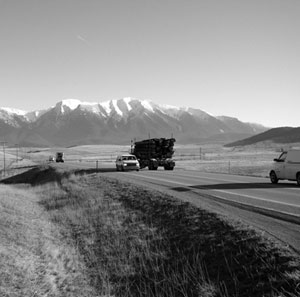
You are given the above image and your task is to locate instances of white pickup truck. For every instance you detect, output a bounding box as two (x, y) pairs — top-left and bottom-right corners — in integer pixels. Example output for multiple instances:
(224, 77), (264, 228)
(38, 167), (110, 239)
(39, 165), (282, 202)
(270, 150), (300, 186)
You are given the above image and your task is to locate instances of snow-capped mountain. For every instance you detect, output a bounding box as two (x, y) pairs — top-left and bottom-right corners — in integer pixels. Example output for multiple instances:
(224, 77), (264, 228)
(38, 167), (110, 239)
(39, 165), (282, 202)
(0, 98), (267, 146)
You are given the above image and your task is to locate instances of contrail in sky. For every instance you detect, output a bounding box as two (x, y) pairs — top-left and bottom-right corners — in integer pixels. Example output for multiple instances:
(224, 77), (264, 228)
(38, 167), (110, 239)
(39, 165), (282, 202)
(77, 35), (91, 46)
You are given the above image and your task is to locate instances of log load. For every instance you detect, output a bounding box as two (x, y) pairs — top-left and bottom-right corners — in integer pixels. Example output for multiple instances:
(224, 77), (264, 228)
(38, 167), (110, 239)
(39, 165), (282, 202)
(133, 138), (176, 160)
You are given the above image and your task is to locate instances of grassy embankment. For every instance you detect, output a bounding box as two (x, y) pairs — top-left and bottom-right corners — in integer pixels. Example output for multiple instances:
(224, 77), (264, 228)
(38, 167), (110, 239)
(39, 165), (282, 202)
(1, 166), (300, 296)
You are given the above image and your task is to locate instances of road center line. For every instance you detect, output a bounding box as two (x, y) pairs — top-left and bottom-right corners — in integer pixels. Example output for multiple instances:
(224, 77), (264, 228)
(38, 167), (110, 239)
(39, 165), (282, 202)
(160, 172), (260, 184)
(129, 173), (300, 209)
(212, 189), (300, 209)
(149, 172), (300, 191)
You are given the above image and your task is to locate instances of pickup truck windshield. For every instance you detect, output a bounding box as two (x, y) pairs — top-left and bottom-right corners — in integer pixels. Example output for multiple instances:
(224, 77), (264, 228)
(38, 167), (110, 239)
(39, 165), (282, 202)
(122, 156), (136, 160)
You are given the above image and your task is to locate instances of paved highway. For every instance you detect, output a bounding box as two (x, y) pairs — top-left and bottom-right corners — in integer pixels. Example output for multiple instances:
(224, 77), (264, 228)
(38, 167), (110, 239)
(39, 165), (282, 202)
(57, 161), (300, 220)
(55, 161), (300, 251)
(124, 169), (300, 219)
(112, 168), (300, 251)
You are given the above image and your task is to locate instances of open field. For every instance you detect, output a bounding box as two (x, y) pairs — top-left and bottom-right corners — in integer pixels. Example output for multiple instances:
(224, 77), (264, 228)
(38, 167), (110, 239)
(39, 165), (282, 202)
(1, 166), (300, 296)
(2, 142), (300, 178)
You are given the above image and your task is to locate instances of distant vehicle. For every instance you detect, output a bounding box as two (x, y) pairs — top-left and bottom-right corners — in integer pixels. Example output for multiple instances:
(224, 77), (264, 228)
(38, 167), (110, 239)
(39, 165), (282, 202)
(55, 152), (65, 163)
(270, 150), (300, 185)
(116, 154), (140, 171)
(48, 156), (55, 162)
(132, 138), (176, 170)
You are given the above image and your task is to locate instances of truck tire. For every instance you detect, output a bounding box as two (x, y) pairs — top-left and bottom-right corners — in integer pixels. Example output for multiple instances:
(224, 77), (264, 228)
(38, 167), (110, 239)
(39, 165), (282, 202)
(296, 173), (300, 186)
(148, 164), (155, 170)
(164, 165), (174, 170)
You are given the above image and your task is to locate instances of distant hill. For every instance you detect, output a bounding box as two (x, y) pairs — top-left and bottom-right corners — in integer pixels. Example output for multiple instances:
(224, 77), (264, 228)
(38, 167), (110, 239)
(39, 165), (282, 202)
(0, 98), (267, 147)
(225, 127), (300, 147)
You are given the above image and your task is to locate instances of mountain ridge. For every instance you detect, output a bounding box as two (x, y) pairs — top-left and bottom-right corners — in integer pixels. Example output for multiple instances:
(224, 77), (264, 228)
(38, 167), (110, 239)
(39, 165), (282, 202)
(0, 98), (267, 146)
(225, 127), (300, 147)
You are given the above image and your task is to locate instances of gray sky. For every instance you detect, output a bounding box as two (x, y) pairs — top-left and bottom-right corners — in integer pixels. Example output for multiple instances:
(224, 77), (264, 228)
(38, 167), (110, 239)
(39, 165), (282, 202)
(0, 0), (299, 127)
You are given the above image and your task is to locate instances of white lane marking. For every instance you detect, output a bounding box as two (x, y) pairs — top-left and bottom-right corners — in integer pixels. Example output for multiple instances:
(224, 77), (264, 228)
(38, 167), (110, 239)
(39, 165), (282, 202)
(128, 173), (300, 209)
(129, 172), (190, 186)
(160, 172), (264, 183)
(140, 171), (300, 193)
(140, 171), (248, 184)
(212, 189), (300, 209)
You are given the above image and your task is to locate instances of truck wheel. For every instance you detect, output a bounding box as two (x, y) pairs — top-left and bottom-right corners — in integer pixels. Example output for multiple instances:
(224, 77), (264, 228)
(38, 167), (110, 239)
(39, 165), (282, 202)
(164, 166), (173, 170)
(121, 166), (125, 172)
(116, 165), (119, 171)
(270, 171), (278, 184)
(296, 173), (300, 186)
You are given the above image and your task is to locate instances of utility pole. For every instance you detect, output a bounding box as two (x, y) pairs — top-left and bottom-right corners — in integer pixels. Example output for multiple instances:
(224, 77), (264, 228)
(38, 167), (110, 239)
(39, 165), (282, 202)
(1, 141), (7, 177)
(15, 144), (19, 163)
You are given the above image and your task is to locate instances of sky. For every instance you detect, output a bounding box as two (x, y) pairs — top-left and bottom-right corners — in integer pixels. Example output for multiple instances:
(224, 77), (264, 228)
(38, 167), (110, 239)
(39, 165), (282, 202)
(0, 0), (299, 128)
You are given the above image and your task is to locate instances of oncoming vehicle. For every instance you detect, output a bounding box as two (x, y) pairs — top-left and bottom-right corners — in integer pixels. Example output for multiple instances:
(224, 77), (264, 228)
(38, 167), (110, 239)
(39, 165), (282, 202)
(116, 154), (140, 171)
(55, 152), (65, 163)
(48, 156), (55, 162)
(269, 150), (300, 186)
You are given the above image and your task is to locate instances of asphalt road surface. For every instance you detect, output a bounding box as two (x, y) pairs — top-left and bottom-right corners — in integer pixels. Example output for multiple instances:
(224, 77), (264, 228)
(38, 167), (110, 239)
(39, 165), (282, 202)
(56, 161), (300, 252)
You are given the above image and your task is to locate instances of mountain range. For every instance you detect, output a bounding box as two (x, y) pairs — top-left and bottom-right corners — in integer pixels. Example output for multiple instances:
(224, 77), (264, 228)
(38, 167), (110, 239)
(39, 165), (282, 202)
(0, 98), (267, 147)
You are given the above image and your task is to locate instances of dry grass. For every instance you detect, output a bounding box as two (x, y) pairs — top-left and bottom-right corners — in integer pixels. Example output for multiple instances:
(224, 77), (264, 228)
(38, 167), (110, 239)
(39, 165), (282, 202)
(0, 183), (97, 297)
(3, 142), (300, 178)
(4, 142), (296, 178)
(174, 144), (283, 177)
(1, 166), (300, 296)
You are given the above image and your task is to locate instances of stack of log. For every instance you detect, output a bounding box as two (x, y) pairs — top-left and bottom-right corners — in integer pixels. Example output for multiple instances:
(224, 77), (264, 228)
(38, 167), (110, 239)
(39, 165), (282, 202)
(133, 138), (176, 159)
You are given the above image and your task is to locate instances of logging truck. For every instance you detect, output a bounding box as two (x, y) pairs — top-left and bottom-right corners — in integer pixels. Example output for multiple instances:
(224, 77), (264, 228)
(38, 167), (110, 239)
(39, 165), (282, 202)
(132, 138), (176, 170)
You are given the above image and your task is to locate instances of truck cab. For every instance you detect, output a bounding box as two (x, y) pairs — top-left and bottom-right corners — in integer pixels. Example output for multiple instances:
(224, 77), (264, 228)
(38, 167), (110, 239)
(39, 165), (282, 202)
(270, 150), (300, 185)
(55, 152), (65, 163)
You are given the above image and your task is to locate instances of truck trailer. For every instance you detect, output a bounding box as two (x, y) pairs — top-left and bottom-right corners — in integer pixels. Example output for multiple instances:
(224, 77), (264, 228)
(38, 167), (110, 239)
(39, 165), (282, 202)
(132, 138), (176, 170)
